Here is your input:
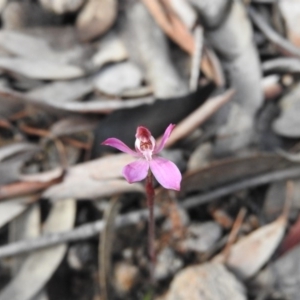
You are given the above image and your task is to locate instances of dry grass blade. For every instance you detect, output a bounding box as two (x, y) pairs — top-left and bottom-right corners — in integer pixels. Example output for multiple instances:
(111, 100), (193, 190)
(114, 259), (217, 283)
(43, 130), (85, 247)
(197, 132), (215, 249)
(99, 197), (121, 300)
(160, 89), (235, 148)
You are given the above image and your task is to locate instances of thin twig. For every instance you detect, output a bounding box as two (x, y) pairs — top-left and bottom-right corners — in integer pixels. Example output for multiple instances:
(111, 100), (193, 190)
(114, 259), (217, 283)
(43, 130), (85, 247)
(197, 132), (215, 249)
(1, 167), (300, 258)
(189, 26), (203, 92)
(222, 208), (247, 261)
(248, 7), (300, 57)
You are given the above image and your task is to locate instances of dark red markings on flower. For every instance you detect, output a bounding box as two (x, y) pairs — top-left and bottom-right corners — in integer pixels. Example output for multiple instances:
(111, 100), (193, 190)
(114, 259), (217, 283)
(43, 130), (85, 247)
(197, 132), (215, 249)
(136, 126), (152, 141)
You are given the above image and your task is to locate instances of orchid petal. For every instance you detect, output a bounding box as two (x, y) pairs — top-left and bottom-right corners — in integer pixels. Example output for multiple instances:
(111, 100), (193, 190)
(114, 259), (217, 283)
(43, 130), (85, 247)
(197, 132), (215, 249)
(102, 138), (138, 156)
(150, 157), (181, 191)
(122, 160), (149, 183)
(154, 124), (175, 154)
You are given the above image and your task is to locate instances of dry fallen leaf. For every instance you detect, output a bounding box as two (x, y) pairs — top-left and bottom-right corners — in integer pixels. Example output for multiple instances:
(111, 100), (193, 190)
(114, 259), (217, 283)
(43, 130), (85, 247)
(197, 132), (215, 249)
(9, 203), (41, 274)
(76, 0), (117, 41)
(92, 33), (128, 68)
(124, 2), (189, 99)
(19, 168), (63, 183)
(0, 199), (76, 300)
(0, 57), (84, 80)
(279, 0), (300, 48)
(215, 213), (287, 279)
(279, 214), (300, 255)
(213, 182), (293, 280)
(141, 0), (221, 85)
(263, 179), (300, 222)
(0, 197), (31, 229)
(48, 96), (155, 114)
(44, 178), (144, 201)
(8, 201), (50, 300)
(181, 153), (288, 196)
(0, 180), (58, 201)
(166, 262), (246, 300)
(273, 82), (300, 138)
(0, 152), (38, 185)
(93, 62), (143, 96)
(26, 79), (93, 104)
(256, 242), (300, 300)
(39, 0), (86, 14)
(0, 142), (38, 162)
(0, 31), (59, 62)
(168, 0), (197, 30)
(42, 154), (144, 200)
(0, 0), (7, 13)
(50, 116), (98, 137)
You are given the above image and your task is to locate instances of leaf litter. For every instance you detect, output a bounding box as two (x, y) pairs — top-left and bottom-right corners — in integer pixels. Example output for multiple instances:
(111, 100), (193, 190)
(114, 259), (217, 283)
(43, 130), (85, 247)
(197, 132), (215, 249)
(0, 0), (300, 299)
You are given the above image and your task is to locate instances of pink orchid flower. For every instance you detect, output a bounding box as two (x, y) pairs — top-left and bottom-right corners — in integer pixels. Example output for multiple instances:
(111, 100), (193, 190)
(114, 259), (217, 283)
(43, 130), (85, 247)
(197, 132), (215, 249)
(102, 124), (182, 190)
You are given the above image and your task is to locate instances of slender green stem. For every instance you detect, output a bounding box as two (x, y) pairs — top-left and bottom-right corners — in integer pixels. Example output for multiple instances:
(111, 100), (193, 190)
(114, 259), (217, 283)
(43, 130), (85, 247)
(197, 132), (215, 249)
(146, 171), (155, 283)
